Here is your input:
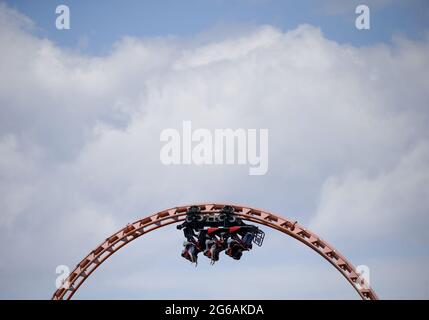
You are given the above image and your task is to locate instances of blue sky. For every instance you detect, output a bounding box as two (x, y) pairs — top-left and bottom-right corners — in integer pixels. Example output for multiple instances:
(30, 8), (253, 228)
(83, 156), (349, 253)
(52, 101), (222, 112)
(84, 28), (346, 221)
(5, 0), (429, 54)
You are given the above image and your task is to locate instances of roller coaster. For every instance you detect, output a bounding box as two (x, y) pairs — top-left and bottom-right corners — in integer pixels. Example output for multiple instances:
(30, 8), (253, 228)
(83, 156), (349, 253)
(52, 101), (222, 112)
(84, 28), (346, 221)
(52, 203), (378, 300)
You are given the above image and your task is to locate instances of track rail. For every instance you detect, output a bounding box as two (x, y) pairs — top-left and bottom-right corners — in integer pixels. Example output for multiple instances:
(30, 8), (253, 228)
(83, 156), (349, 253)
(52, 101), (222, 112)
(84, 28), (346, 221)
(52, 204), (378, 300)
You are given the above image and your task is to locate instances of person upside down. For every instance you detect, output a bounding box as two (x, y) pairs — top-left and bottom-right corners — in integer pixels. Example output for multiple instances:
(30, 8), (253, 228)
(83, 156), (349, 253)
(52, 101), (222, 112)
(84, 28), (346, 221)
(178, 225), (256, 265)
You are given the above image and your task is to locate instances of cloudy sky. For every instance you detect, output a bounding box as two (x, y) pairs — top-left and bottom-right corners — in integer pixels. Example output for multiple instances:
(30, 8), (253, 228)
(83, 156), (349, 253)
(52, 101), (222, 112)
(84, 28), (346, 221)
(0, 0), (428, 299)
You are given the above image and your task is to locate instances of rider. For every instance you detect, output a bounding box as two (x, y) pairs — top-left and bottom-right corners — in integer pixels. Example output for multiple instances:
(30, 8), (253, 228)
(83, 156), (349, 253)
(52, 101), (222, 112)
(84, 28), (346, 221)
(177, 206), (202, 264)
(241, 231), (254, 249)
(203, 228), (228, 264)
(178, 205), (260, 263)
(225, 227), (255, 260)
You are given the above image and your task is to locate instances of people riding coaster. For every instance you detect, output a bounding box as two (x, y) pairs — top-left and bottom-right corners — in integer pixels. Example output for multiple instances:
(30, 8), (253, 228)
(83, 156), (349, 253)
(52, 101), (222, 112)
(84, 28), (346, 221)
(178, 206), (204, 264)
(203, 227), (229, 264)
(177, 205), (264, 265)
(225, 226), (255, 260)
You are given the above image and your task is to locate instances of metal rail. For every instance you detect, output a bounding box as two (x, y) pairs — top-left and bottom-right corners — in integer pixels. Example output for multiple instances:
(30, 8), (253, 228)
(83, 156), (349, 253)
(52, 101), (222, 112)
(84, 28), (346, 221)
(52, 204), (378, 300)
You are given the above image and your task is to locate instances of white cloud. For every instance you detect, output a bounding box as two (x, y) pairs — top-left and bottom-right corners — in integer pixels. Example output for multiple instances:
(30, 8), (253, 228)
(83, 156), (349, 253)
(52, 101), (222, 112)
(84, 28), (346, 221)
(0, 3), (428, 299)
(311, 142), (429, 243)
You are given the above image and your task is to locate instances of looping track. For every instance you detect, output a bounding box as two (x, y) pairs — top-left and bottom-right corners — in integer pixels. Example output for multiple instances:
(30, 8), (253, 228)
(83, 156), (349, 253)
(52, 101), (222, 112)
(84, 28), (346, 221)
(52, 204), (378, 300)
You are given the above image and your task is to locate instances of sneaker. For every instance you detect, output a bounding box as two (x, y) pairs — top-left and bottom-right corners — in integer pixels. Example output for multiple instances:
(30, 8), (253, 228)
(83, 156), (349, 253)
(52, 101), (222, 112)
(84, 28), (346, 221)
(212, 247), (220, 261)
(189, 251), (198, 263)
(204, 249), (212, 258)
(181, 250), (192, 262)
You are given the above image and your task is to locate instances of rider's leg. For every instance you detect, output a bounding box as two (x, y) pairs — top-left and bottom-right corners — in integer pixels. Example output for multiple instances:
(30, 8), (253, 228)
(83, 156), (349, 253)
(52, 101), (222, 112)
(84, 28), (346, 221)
(181, 241), (191, 260)
(226, 237), (239, 257)
(204, 239), (214, 257)
(182, 241), (198, 263)
(242, 232), (254, 249)
(188, 244), (196, 262)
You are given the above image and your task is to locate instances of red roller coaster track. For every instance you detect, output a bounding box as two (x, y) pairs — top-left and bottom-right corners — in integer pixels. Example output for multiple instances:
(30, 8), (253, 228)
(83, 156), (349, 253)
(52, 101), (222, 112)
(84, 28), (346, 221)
(52, 204), (378, 300)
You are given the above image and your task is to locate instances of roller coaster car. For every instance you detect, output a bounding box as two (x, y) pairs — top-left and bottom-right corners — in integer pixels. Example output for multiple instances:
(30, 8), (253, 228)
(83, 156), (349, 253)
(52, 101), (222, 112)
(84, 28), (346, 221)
(178, 206), (265, 264)
(205, 226), (265, 247)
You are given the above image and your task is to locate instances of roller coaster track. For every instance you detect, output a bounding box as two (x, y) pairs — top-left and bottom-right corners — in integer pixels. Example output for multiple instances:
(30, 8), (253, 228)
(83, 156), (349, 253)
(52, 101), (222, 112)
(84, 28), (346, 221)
(52, 204), (378, 300)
